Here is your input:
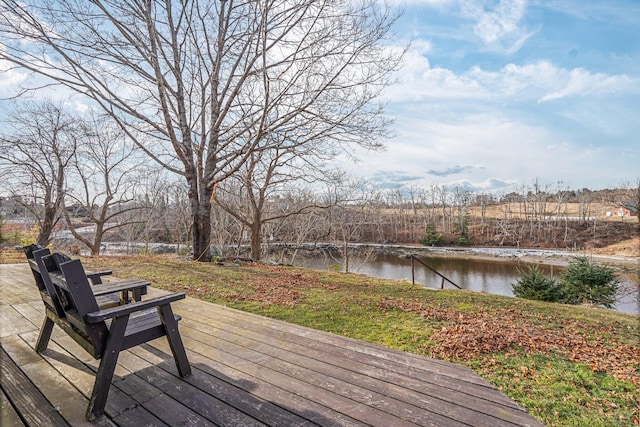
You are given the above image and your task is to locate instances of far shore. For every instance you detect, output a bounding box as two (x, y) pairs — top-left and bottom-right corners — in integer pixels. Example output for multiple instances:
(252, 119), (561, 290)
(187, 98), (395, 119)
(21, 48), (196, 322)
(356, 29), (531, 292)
(335, 243), (639, 269)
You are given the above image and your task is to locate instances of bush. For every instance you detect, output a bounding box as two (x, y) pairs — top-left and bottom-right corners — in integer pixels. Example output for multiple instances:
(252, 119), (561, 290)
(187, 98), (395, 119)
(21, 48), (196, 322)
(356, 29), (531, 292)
(422, 223), (443, 246)
(454, 235), (470, 246)
(512, 257), (621, 309)
(512, 266), (565, 302)
(559, 256), (620, 309)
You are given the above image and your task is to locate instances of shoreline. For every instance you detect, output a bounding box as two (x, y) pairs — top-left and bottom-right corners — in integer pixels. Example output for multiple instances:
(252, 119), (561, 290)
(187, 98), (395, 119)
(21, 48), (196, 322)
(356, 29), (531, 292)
(344, 243), (639, 269)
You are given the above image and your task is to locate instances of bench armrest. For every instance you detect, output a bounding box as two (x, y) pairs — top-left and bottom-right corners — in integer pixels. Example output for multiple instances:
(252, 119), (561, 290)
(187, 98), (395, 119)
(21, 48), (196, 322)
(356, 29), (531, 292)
(90, 279), (149, 297)
(85, 292), (186, 323)
(86, 270), (113, 285)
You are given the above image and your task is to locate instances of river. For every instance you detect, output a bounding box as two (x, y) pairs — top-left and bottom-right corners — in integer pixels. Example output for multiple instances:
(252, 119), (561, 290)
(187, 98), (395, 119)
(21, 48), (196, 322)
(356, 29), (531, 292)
(296, 250), (639, 315)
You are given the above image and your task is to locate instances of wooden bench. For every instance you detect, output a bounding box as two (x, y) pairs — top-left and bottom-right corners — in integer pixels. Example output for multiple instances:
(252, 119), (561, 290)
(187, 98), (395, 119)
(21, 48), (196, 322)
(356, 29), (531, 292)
(33, 254), (192, 420)
(24, 244), (149, 308)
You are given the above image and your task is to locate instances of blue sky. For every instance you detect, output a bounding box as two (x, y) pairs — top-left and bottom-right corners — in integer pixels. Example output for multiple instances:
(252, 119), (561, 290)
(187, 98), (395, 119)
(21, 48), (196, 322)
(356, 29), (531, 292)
(352, 0), (640, 192)
(1, 1), (637, 194)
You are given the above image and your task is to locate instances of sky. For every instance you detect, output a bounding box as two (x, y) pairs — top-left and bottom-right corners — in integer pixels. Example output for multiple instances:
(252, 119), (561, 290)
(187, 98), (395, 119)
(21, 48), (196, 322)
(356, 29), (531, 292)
(350, 0), (640, 193)
(1, 1), (638, 195)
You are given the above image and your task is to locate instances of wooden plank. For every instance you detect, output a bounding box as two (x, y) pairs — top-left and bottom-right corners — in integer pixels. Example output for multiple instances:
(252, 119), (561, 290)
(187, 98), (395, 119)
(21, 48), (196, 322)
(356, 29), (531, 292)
(119, 348), (268, 426)
(0, 387), (26, 427)
(0, 335), (41, 368)
(185, 303), (490, 389)
(0, 346), (69, 427)
(0, 305), (39, 338)
(156, 296), (540, 426)
(142, 393), (217, 427)
(111, 404), (169, 427)
(184, 297), (521, 413)
(178, 320), (485, 426)
(159, 332), (420, 427)
(113, 369), (164, 403)
(179, 307), (534, 425)
(0, 268), (35, 305)
(128, 345), (319, 427)
(176, 300), (542, 426)
(187, 299), (489, 386)
(189, 323), (467, 424)
(20, 330), (145, 418)
(3, 333), (115, 427)
(9, 303), (43, 332)
(19, 329), (173, 424)
(143, 340), (367, 427)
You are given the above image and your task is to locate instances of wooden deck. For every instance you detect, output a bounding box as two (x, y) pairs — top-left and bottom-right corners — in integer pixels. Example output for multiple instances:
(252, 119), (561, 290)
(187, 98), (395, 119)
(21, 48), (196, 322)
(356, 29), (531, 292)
(0, 263), (545, 426)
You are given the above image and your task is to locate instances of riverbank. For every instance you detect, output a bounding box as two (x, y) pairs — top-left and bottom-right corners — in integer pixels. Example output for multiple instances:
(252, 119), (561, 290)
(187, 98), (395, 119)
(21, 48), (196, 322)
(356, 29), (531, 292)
(382, 244), (638, 268)
(315, 242), (639, 272)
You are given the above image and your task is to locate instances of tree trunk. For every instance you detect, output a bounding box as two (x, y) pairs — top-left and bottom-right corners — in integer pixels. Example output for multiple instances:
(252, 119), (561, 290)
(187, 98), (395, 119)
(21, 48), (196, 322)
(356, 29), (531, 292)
(37, 205), (57, 247)
(343, 240), (350, 273)
(192, 196), (212, 262)
(250, 222), (262, 261)
(92, 222), (104, 256)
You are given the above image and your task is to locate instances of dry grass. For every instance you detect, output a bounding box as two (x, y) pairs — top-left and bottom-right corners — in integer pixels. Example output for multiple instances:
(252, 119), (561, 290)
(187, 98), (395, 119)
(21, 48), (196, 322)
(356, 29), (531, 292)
(590, 237), (640, 257)
(470, 202), (638, 222)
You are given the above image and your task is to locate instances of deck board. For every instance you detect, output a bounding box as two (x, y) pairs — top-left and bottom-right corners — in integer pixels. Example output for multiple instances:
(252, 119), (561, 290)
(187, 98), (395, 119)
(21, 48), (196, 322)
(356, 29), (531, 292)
(0, 263), (545, 426)
(0, 386), (25, 427)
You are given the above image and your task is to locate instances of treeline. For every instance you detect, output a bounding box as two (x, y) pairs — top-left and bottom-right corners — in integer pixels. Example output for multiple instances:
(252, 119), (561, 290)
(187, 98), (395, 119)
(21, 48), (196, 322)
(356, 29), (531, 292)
(4, 175), (636, 264)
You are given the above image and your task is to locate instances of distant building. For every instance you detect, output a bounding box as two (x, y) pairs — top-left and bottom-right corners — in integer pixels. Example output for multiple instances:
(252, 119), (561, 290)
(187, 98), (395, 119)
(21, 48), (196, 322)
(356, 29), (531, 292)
(612, 202), (638, 218)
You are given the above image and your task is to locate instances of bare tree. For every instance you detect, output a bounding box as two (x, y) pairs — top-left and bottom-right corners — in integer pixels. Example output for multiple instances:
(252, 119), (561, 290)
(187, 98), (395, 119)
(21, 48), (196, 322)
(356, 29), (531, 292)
(214, 138), (338, 261)
(115, 172), (176, 254)
(63, 118), (153, 255)
(634, 179), (640, 217)
(473, 191), (492, 242)
(325, 178), (379, 273)
(0, 0), (402, 261)
(269, 192), (329, 265)
(0, 102), (78, 246)
(452, 186), (471, 245)
(433, 184), (450, 237)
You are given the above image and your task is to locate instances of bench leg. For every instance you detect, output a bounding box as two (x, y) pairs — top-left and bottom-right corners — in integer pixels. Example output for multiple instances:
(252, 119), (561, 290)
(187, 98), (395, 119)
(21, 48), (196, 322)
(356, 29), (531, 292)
(86, 315), (128, 421)
(119, 290), (131, 304)
(158, 305), (191, 378)
(35, 316), (54, 353)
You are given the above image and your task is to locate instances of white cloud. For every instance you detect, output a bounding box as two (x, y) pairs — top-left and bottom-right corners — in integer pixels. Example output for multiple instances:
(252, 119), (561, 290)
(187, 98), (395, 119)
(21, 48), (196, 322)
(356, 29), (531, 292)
(0, 64), (27, 97)
(385, 47), (487, 101)
(538, 69), (636, 102)
(460, 0), (527, 44)
(470, 61), (640, 102)
(410, 38), (433, 55)
(361, 2), (640, 191)
(402, 0), (537, 53)
(387, 49), (640, 103)
(0, 44), (28, 97)
(343, 91), (638, 191)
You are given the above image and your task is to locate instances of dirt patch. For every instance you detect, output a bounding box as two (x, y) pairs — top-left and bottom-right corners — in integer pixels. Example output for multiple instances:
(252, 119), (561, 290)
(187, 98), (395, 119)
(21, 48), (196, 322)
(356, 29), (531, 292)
(590, 237), (640, 257)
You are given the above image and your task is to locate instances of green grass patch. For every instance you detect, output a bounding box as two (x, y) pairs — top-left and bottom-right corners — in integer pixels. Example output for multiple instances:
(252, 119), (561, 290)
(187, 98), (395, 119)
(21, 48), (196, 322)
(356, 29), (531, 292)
(469, 353), (638, 426)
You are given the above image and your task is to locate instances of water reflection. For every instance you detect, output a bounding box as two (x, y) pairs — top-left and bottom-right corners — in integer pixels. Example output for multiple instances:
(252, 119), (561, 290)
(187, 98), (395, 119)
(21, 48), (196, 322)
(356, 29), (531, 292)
(298, 253), (639, 315)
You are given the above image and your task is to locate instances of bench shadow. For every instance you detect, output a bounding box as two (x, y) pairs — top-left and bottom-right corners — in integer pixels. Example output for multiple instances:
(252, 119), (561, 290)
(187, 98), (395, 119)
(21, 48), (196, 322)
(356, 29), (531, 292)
(43, 343), (337, 425)
(122, 343), (336, 426)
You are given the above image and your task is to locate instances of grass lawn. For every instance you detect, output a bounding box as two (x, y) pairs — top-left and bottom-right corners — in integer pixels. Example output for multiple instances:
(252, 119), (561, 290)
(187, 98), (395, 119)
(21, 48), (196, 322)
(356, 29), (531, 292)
(4, 251), (639, 426)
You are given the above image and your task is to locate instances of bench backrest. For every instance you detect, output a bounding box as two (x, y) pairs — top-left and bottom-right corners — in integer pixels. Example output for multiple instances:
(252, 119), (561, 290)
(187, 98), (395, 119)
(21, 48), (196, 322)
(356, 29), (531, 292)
(23, 243), (47, 293)
(24, 244), (67, 318)
(41, 254), (109, 358)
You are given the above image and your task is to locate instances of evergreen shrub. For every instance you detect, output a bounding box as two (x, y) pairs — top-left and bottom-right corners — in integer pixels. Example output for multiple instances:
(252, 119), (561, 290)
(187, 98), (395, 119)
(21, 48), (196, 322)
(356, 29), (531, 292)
(511, 266), (565, 302)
